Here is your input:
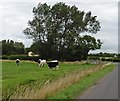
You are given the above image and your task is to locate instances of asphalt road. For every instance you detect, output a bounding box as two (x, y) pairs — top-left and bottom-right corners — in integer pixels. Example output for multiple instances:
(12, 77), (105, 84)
(77, 64), (118, 99)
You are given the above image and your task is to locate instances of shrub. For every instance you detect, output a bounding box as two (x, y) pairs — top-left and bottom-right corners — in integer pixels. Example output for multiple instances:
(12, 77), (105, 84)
(1, 55), (40, 61)
(101, 57), (120, 62)
(88, 56), (99, 60)
(113, 58), (120, 62)
(0, 55), (8, 59)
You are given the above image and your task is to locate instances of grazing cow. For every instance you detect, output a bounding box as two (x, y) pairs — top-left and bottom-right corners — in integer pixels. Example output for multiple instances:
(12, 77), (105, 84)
(38, 59), (46, 67)
(47, 60), (59, 69)
(16, 59), (20, 65)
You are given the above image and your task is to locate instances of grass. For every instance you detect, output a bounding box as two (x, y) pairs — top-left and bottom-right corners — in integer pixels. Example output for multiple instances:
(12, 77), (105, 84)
(2, 60), (115, 99)
(47, 64), (115, 99)
(2, 60), (96, 99)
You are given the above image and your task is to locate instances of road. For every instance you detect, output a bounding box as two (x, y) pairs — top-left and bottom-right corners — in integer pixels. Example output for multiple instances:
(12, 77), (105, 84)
(77, 64), (118, 99)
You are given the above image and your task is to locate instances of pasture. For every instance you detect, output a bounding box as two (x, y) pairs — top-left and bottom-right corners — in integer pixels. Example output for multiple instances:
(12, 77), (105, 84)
(1, 60), (115, 99)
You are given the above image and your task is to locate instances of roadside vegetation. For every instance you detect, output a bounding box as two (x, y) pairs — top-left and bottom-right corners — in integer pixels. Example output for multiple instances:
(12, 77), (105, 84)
(47, 64), (115, 99)
(2, 60), (115, 99)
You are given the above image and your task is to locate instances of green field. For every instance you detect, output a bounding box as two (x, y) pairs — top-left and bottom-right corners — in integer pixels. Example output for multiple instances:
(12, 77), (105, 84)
(1, 60), (115, 99)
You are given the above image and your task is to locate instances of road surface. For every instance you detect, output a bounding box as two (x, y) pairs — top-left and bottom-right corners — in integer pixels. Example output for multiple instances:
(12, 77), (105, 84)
(77, 64), (118, 99)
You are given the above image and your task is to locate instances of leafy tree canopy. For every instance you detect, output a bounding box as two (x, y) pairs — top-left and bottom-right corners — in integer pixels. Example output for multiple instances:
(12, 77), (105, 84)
(24, 2), (102, 61)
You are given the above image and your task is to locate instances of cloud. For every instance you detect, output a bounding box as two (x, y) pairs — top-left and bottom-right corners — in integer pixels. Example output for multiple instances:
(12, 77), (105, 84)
(0, 1), (118, 53)
(0, 2), (35, 47)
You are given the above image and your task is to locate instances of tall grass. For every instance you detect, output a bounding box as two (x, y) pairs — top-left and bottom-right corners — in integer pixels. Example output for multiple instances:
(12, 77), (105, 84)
(2, 60), (96, 99)
(48, 63), (115, 99)
(10, 63), (110, 99)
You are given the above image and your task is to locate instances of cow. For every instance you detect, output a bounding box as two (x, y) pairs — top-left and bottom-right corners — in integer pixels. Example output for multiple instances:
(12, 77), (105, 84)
(47, 60), (59, 69)
(38, 59), (46, 67)
(16, 59), (20, 65)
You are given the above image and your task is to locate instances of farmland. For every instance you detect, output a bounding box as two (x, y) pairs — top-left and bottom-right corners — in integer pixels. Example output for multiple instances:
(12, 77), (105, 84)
(1, 60), (115, 99)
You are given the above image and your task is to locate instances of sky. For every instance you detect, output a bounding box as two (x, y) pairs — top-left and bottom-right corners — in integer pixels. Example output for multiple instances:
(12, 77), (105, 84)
(0, 0), (119, 53)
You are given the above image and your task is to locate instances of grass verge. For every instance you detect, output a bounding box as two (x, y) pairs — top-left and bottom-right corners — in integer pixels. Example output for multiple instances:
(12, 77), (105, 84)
(47, 64), (116, 99)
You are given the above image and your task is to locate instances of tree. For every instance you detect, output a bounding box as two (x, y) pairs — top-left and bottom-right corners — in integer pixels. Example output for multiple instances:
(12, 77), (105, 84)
(1, 39), (25, 55)
(24, 2), (102, 60)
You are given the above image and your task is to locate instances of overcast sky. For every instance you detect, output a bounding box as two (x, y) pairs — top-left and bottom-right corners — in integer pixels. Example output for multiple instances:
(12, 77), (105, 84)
(0, 0), (119, 53)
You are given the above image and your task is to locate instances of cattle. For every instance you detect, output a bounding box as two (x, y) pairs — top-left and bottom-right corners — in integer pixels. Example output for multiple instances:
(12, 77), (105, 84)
(47, 60), (59, 69)
(16, 59), (20, 65)
(38, 59), (46, 67)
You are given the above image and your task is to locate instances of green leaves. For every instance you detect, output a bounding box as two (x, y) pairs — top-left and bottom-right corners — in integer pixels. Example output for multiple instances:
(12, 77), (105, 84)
(1, 40), (25, 55)
(24, 2), (101, 60)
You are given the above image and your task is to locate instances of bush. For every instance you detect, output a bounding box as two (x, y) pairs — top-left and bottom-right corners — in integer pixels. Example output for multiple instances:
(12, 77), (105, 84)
(0, 55), (8, 59)
(101, 58), (105, 61)
(101, 57), (120, 62)
(1, 55), (40, 61)
(113, 58), (120, 62)
(88, 56), (99, 60)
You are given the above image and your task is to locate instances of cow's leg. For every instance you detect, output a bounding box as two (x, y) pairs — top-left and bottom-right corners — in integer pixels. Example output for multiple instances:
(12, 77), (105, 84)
(41, 63), (42, 67)
(39, 63), (41, 67)
(40, 63), (42, 67)
(56, 65), (59, 69)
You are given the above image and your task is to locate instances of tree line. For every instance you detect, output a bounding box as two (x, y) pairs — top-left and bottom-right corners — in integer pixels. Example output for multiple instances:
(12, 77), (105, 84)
(1, 39), (119, 61)
(23, 2), (102, 61)
(1, 40), (25, 55)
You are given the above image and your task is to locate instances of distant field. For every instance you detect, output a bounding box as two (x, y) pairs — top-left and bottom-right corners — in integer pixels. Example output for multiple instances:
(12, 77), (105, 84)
(1, 60), (115, 99)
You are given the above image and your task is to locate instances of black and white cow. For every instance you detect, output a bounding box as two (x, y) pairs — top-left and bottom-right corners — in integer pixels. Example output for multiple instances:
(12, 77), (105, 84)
(16, 59), (20, 65)
(38, 59), (46, 67)
(47, 60), (59, 69)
